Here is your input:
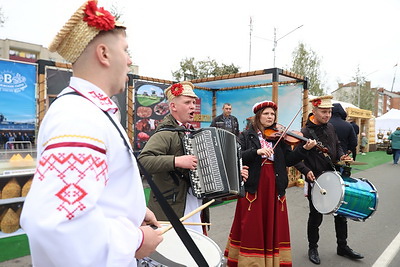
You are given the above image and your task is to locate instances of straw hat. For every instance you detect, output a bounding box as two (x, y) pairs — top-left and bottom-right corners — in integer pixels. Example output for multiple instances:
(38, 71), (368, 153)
(310, 95), (333, 108)
(48, 0), (125, 63)
(252, 100), (277, 114)
(165, 81), (198, 102)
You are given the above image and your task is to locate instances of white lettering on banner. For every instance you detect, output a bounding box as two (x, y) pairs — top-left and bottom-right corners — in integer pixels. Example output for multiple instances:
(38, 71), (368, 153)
(0, 71), (28, 93)
(4, 73), (12, 83)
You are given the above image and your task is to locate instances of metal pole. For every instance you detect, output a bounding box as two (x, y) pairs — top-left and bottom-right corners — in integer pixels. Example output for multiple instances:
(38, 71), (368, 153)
(273, 28), (277, 67)
(273, 25), (303, 68)
(249, 17), (253, 71)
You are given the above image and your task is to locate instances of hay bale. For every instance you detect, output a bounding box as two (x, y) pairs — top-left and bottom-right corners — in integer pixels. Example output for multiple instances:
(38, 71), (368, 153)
(1, 178), (21, 199)
(0, 208), (20, 233)
(21, 178), (33, 197)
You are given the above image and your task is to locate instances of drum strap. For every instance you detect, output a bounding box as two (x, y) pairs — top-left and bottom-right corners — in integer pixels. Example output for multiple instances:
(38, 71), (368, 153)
(308, 128), (336, 171)
(58, 92), (210, 267)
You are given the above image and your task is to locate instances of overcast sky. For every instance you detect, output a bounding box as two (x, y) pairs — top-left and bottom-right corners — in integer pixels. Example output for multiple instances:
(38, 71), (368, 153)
(1, 0), (399, 93)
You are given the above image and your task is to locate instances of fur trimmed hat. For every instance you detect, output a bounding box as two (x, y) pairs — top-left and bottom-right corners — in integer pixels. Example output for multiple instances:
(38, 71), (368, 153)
(165, 81), (198, 102)
(48, 0), (125, 63)
(252, 100), (277, 114)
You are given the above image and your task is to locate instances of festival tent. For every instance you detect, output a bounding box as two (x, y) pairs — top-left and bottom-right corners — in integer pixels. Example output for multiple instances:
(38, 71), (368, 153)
(375, 108), (400, 135)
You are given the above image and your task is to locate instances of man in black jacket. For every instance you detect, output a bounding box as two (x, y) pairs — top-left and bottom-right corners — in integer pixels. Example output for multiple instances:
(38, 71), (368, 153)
(349, 118), (360, 160)
(329, 103), (357, 157)
(210, 103), (240, 136)
(295, 96), (364, 265)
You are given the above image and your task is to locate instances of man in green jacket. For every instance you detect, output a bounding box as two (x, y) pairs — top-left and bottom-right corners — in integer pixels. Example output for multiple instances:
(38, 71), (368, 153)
(388, 127), (400, 164)
(138, 81), (204, 233)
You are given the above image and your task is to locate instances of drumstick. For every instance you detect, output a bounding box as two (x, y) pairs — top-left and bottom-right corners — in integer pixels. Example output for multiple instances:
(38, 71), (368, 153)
(314, 180), (327, 195)
(158, 221), (212, 226)
(161, 199), (215, 234)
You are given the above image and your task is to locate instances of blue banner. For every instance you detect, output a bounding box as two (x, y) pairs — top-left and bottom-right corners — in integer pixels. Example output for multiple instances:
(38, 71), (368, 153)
(0, 60), (36, 131)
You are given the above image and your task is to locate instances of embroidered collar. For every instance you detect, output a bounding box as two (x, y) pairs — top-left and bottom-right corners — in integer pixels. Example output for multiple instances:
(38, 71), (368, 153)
(177, 120), (194, 130)
(68, 77), (118, 114)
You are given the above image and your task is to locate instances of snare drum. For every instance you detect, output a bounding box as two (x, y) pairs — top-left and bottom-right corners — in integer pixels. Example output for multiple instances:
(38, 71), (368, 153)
(311, 171), (378, 221)
(139, 228), (223, 267)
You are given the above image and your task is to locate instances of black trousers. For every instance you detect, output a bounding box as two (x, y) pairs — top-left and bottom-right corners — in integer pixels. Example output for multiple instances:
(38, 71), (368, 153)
(307, 196), (348, 249)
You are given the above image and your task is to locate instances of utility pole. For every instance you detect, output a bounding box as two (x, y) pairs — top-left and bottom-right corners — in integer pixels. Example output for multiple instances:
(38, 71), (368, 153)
(391, 63), (398, 92)
(249, 17), (253, 71)
(273, 25), (303, 67)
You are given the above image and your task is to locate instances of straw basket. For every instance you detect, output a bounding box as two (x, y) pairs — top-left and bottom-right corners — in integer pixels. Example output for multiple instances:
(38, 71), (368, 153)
(21, 178), (33, 197)
(1, 178), (21, 199)
(0, 208), (19, 233)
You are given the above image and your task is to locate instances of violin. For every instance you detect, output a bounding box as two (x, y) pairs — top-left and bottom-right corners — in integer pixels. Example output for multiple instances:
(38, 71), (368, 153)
(264, 123), (328, 153)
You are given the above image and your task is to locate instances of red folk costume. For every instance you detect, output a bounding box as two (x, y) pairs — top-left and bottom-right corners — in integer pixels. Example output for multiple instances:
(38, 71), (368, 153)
(225, 100), (309, 266)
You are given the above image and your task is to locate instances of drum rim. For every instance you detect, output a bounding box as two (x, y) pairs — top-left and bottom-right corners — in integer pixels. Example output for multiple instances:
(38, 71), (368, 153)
(152, 227), (223, 266)
(311, 171), (345, 214)
(359, 178), (379, 221)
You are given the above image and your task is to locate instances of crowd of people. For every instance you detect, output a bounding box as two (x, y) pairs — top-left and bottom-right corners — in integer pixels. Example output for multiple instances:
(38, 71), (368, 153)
(16, 1), (391, 267)
(0, 131), (34, 149)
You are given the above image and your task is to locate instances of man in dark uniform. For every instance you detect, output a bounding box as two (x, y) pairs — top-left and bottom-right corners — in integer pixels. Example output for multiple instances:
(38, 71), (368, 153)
(210, 103), (240, 136)
(295, 95), (364, 265)
(329, 103), (357, 158)
(348, 118), (360, 160)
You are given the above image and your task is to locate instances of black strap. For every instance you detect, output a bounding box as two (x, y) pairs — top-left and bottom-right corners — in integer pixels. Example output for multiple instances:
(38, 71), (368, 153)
(57, 91), (208, 266)
(308, 128), (336, 171)
(156, 127), (196, 134)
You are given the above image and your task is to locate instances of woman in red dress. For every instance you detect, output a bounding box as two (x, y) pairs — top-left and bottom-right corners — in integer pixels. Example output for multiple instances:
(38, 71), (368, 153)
(224, 100), (316, 266)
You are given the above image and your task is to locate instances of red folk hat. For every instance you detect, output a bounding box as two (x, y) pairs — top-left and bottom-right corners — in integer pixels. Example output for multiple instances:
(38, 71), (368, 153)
(252, 100), (277, 114)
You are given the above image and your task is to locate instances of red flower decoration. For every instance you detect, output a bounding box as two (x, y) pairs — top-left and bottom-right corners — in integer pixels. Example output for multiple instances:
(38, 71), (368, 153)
(170, 83), (184, 96)
(312, 99), (321, 107)
(83, 1), (115, 31)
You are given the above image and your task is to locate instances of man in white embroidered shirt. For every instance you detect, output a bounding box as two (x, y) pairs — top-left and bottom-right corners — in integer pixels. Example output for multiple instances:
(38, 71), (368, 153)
(20, 1), (163, 266)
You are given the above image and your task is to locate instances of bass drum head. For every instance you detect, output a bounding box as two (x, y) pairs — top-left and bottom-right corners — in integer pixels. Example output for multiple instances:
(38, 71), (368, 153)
(149, 227), (222, 267)
(312, 171), (345, 214)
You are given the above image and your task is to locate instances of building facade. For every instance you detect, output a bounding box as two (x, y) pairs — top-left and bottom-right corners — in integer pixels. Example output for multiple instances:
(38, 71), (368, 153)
(375, 88), (400, 117)
(0, 38), (139, 74)
(0, 39), (65, 63)
(332, 81), (400, 117)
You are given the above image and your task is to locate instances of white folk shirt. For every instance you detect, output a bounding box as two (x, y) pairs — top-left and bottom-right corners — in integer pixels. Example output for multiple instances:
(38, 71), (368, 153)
(21, 77), (146, 267)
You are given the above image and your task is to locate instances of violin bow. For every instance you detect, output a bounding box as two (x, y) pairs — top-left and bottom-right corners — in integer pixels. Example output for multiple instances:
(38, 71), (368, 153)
(271, 105), (303, 150)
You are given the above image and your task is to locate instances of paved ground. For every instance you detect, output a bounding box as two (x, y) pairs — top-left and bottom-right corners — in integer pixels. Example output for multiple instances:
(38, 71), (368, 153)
(2, 161), (400, 266)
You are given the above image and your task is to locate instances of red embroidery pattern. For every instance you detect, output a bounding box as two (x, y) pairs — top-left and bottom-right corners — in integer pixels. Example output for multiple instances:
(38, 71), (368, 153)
(88, 91), (113, 106)
(56, 184), (88, 220)
(36, 151), (108, 220)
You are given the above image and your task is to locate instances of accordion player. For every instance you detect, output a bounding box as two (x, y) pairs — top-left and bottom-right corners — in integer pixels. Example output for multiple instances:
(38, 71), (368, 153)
(182, 127), (245, 199)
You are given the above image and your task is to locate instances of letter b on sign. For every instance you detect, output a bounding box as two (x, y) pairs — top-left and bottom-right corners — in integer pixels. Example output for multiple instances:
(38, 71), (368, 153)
(3, 74), (12, 83)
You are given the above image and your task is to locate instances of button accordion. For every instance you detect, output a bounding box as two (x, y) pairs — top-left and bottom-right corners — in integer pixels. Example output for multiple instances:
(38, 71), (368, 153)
(183, 127), (244, 199)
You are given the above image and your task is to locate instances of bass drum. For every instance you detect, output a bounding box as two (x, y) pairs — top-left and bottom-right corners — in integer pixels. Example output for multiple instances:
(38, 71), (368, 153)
(139, 227), (223, 267)
(311, 171), (378, 221)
